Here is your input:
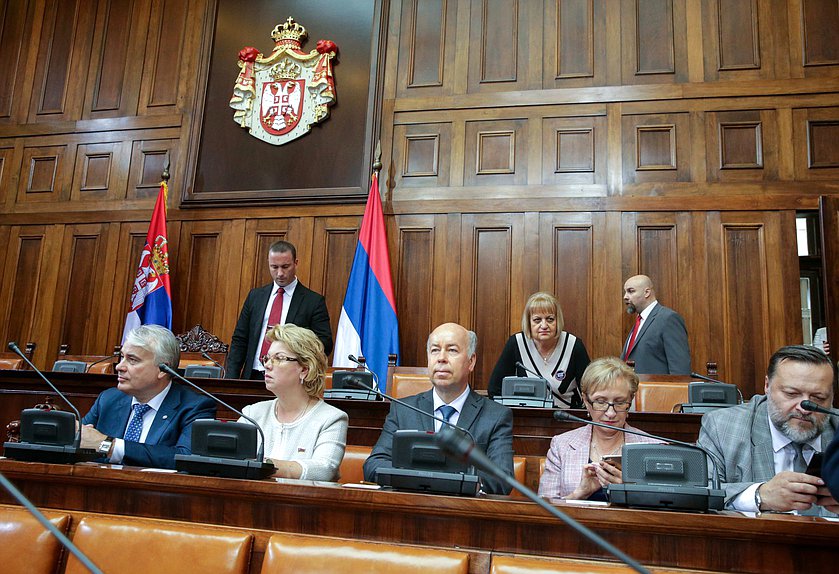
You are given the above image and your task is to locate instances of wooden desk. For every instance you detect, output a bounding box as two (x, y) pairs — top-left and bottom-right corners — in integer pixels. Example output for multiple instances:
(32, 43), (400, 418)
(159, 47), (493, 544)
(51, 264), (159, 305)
(0, 459), (835, 574)
(0, 370), (703, 454)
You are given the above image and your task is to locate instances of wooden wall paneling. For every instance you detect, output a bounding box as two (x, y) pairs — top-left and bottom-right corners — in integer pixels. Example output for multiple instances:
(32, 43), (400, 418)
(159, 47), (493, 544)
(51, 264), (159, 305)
(397, 0), (456, 96)
(28, 0), (96, 122)
(239, 219), (292, 298)
(620, 112), (693, 190)
(705, 109), (780, 183)
(393, 214), (439, 367)
(70, 140), (131, 202)
(544, 0), (607, 89)
(391, 120), (453, 193)
(0, 0), (35, 123)
(463, 118), (528, 186)
(126, 137), (179, 199)
(84, 0), (152, 119)
(467, 0), (537, 93)
(819, 195), (839, 367)
(799, 0), (839, 75)
(540, 114), (607, 192)
(50, 223), (115, 358)
(620, 0), (688, 84)
(792, 106), (839, 181)
(310, 215), (362, 361)
(15, 142), (71, 205)
(0, 225), (63, 367)
(0, 146), (15, 207)
(137, 0), (191, 115)
(538, 212), (594, 355)
(701, 0), (764, 82)
(460, 213), (521, 389)
(173, 219), (241, 340)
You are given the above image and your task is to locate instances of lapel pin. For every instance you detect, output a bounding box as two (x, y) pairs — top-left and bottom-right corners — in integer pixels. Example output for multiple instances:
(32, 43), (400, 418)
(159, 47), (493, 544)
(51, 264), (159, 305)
(162, 415), (168, 420)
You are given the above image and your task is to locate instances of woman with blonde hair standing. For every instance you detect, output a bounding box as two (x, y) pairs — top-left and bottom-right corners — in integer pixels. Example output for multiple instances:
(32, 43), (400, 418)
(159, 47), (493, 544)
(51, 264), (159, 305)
(240, 324), (347, 481)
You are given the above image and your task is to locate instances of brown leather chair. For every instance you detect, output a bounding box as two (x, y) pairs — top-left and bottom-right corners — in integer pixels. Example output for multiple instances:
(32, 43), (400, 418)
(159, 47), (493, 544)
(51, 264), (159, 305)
(260, 532), (469, 574)
(0, 342), (35, 370)
(635, 376), (690, 412)
(65, 515), (253, 574)
(389, 366), (432, 398)
(55, 344), (120, 374)
(509, 455), (527, 498)
(491, 554), (707, 573)
(338, 445), (372, 484)
(0, 504), (71, 574)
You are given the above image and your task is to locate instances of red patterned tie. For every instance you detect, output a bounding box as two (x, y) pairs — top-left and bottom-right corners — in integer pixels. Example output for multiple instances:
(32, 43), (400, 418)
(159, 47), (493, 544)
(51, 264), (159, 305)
(625, 314), (642, 358)
(259, 287), (284, 359)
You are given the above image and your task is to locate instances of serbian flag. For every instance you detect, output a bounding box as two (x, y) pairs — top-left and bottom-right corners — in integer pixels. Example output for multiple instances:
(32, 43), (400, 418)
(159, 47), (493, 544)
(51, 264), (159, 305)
(333, 172), (399, 390)
(122, 182), (173, 341)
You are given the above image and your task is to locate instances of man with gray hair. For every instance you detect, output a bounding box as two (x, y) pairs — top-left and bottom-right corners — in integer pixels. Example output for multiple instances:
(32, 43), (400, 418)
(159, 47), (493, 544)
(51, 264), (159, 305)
(363, 322), (514, 494)
(697, 345), (838, 514)
(81, 325), (216, 469)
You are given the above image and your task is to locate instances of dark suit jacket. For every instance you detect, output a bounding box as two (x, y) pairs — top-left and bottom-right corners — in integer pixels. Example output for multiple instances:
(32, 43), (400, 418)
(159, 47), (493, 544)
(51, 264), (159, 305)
(621, 303), (690, 375)
(362, 389), (515, 495)
(825, 431), (839, 502)
(698, 394), (837, 508)
(81, 384), (216, 469)
(226, 281), (333, 379)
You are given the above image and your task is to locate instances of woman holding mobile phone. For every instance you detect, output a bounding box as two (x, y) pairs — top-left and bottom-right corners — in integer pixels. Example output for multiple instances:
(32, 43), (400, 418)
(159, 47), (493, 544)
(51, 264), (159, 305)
(538, 357), (662, 501)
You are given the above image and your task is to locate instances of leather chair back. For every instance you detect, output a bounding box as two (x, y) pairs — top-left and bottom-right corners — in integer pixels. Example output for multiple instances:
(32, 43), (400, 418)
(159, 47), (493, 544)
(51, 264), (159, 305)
(65, 515), (253, 574)
(0, 505), (71, 574)
(338, 445), (372, 484)
(260, 532), (469, 574)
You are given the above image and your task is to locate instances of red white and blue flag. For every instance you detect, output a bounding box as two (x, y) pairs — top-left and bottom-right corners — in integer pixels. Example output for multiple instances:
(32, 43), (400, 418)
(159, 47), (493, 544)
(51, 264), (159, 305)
(122, 182), (173, 341)
(333, 172), (399, 390)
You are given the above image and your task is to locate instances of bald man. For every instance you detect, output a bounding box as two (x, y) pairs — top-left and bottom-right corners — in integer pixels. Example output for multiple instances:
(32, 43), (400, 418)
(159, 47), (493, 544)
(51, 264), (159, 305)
(621, 275), (691, 375)
(363, 323), (514, 495)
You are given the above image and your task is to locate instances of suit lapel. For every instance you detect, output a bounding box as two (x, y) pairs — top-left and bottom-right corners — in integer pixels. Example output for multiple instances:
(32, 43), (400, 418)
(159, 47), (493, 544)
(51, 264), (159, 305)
(285, 283), (306, 325)
(144, 386), (180, 445)
(455, 391), (482, 432)
(415, 391), (435, 432)
(112, 393), (133, 438)
(252, 284), (273, 336)
(751, 399), (777, 481)
(635, 304), (660, 345)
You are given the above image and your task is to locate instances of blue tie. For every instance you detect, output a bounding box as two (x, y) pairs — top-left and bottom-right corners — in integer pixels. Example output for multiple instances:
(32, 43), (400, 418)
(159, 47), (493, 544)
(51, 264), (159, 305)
(124, 403), (152, 442)
(438, 405), (457, 423)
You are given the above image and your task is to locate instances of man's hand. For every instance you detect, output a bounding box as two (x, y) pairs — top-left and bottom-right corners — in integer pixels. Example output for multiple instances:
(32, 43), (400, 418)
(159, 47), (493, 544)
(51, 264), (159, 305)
(815, 487), (839, 514)
(758, 471), (823, 512)
(80, 424), (107, 450)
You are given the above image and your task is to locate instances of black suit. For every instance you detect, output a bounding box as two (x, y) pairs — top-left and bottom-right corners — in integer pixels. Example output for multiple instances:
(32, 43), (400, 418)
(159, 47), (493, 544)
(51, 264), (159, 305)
(226, 282), (333, 379)
(362, 389), (515, 495)
(825, 431), (839, 503)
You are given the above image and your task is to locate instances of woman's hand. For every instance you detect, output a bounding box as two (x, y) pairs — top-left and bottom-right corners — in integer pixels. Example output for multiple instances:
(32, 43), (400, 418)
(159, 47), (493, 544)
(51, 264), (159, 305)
(566, 463), (604, 500)
(592, 459), (623, 487)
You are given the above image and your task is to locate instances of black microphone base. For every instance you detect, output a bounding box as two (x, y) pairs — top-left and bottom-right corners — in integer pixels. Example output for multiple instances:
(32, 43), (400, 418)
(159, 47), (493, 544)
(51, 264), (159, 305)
(174, 454), (276, 480)
(494, 396), (553, 408)
(680, 403), (737, 414)
(374, 467), (481, 496)
(608, 483), (725, 512)
(323, 389), (379, 401)
(3, 442), (98, 465)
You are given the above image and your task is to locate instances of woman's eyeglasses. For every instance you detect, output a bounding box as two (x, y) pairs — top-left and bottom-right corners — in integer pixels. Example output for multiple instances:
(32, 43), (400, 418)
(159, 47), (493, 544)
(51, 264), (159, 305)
(260, 354), (300, 368)
(586, 396), (631, 412)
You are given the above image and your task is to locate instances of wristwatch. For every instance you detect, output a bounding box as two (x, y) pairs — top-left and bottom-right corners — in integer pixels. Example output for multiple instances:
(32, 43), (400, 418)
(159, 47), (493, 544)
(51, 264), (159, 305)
(97, 436), (114, 456)
(754, 482), (764, 512)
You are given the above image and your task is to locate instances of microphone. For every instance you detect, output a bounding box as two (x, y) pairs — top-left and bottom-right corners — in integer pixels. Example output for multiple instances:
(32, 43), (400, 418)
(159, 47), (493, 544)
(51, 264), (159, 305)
(158, 363), (274, 477)
(347, 354), (380, 390)
(7, 341), (84, 449)
(85, 352), (119, 373)
(553, 410), (723, 491)
(515, 361), (563, 403)
(690, 371), (744, 403)
(200, 351), (226, 377)
(801, 400), (839, 417)
(434, 424), (650, 574)
(0, 471), (103, 573)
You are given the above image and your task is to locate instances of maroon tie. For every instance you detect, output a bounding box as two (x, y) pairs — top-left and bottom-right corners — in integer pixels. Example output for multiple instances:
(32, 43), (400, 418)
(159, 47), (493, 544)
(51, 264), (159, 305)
(259, 287), (284, 359)
(625, 314), (642, 358)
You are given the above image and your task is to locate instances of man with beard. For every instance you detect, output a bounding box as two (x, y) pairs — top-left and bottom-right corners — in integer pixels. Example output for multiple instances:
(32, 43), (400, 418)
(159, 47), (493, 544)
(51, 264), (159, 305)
(620, 274), (690, 374)
(698, 345), (838, 514)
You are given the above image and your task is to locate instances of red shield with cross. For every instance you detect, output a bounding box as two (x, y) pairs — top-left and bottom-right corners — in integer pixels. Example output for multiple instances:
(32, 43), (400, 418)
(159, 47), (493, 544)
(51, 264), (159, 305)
(259, 79), (305, 136)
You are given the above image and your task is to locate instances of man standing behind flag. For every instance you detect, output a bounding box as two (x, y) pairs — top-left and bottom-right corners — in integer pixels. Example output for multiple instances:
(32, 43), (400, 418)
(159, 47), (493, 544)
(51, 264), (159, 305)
(123, 181), (172, 341)
(333, 171), (399, 389)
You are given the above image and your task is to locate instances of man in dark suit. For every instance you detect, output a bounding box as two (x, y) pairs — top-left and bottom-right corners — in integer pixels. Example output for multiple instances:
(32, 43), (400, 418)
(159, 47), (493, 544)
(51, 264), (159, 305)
(825, 428), (839, 503)
(226, 240), (333, 380)
(81, 324), (216, 469)
(698, 345), (838, 515)
(620, 274), (690, 375)
(363, 322), (514, 494)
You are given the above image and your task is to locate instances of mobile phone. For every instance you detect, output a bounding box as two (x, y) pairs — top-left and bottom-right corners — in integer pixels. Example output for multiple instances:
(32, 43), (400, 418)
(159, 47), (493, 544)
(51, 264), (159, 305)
(601, 455), (622, 470)
(806, 452), (823, 478)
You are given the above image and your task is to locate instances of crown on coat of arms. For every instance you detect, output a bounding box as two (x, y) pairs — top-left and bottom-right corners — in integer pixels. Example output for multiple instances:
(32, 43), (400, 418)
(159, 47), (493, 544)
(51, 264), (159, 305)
(270, 60), (302, 80)
(271, 17), (307, 44)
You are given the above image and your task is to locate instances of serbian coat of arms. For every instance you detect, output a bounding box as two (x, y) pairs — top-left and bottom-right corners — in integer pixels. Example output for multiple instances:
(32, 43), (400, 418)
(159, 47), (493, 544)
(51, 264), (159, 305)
(229, 17), (338, 146)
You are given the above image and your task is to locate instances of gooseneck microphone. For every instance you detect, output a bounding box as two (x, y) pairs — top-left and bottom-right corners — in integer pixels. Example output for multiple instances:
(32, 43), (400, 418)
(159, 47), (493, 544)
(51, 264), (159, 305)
(84, 352), (119, 373)
(8, 341), (83, 448)
(515, 361), (563, 403)
(0, 471), (103, 573)
(434, 424), (650, 574)
(801, 400), (839, 417)
(689, 371), (744, 403)
(200, 351), (227, 377)
(553, 410), (723, 491)
(158, 363), (270, 465)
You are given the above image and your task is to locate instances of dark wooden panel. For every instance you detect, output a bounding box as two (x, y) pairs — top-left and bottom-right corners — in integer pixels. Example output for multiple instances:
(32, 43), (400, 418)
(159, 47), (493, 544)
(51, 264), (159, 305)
(621, 113), (691, 185)
(71, 142), (117, 200)
(90, 0), (135, 112)
(477, 0), (517, 82)
(635, 0), (675, 74)
(793, 107), (839, 180)
(550, 226), (593, 347)
(717, 0), (760, 70)
(556, 0), (593, 78)
(808, 121), (839, 167)
(464, 119), (527, 185)
(127, 138), (176, 199)
(2, 231), (44, 347)
(541, 115), (607, 187)
(802, 0), (839, 66)
(177, 225), (222, 334)
(395, 222), (435, 367)
(0, 0), (30, 120)
(141, 0), (187, 109)
(719, 122), (762, 168)
(637, 225), (678, 306)
(392, 122), (452, 190)
(407, 0), (446, 87)
(17, 145), (67, 203)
